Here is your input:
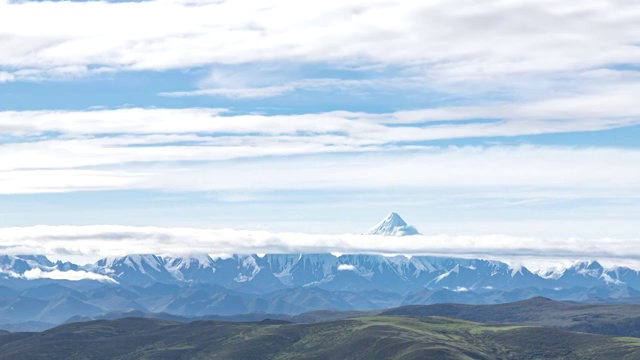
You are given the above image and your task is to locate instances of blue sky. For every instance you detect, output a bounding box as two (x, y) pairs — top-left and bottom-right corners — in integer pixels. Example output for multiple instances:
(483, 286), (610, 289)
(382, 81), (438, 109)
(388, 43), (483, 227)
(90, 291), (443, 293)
(0, 0), (639, 264)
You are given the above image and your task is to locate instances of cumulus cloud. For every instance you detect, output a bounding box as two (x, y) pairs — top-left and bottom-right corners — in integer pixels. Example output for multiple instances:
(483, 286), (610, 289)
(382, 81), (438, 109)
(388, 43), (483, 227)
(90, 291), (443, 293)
(0, 225), (639, 270)
(20, 268), (118, 283)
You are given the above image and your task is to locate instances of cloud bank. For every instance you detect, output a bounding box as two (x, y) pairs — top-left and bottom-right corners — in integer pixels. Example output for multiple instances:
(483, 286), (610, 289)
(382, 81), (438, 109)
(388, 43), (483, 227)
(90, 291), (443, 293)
(0, 225), (639, 270)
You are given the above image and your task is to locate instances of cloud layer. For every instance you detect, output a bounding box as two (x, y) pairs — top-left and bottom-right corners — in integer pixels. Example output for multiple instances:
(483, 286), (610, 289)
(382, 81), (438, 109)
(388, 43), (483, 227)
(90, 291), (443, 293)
(1, 0), (639, 80)
(0, 225), (639, 270)
(1, 102), (639, 195)
(2, 144), (639, 196)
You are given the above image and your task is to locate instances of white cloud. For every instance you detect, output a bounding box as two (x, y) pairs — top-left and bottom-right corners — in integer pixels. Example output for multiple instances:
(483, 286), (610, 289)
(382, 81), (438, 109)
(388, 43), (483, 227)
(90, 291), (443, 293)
(1, 81), (640, 178)
(3, 77), (640, 138)
(160, 77), (414, 99)
(1, 146), (639, 196)
(392, 82), (640, 124)
(0, 0), (638, 82)
(0, 71), (15, 82)
(163, 85), (294, 99)
(0, 107), (637, 202)
(1, 225), (640, 270)
(337, 264), (356, 271)
(21, 268), (118, 283)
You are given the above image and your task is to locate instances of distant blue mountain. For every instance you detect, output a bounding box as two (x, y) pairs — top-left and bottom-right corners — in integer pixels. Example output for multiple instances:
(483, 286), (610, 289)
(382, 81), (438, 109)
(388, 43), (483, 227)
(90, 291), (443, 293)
(2, 214), (640, 331)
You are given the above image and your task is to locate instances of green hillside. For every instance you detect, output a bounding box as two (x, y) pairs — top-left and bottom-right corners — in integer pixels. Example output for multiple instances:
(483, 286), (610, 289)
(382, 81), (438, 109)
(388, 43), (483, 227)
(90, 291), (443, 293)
(381, 297), (640, 337)
(1, 315), (639, 359)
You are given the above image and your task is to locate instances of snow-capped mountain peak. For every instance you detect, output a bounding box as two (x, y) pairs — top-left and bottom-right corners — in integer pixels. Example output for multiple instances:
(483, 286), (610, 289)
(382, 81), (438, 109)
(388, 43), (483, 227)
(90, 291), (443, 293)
(366, 212), (421, 236)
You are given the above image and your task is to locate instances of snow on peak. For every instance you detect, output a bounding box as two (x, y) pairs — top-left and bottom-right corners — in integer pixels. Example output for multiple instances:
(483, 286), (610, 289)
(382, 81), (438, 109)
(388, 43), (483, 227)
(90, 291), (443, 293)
(169, 254), (214, 268)
(124, 254), (164, 273)
(567, 260), (604, 277)
(366, 212), (421, 236)
(98, 254), (164, 274)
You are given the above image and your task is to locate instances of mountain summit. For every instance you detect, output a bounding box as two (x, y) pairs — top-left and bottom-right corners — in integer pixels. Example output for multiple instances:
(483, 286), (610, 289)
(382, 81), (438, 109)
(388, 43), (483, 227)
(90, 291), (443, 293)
(366, 212), (421, 236)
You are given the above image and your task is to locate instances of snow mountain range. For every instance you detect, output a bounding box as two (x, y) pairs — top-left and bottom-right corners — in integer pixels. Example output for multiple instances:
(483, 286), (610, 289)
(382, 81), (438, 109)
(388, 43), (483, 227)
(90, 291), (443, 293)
(1, 213), (640, 331)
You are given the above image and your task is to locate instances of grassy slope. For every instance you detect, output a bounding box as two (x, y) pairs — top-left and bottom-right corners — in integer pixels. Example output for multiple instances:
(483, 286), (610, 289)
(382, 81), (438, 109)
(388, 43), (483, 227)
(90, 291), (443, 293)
(1, 316), (639, 360)
(54, 297), (640, 337)
(380, 297), (640, 337)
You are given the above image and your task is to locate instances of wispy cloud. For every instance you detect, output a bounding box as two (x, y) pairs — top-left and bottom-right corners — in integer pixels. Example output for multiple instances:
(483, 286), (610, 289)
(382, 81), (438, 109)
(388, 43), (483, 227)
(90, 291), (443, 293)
(1, 85), (639, 172)
(1, 146), (640, 196)
(160, 77), (417, 99)
(1, 84), (639, 195)
(4, 76), (640, 138)
(162, 85), (294, 99)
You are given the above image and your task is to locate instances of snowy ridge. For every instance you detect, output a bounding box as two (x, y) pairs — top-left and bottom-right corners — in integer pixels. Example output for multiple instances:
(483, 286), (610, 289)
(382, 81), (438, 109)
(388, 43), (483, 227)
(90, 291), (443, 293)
(4, 252), (640, 294)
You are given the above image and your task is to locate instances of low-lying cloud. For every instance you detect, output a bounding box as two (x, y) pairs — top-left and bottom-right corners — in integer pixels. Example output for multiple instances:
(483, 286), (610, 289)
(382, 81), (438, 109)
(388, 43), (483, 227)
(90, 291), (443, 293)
(20, 268), (118, 284)
(1, 225), (638, 270)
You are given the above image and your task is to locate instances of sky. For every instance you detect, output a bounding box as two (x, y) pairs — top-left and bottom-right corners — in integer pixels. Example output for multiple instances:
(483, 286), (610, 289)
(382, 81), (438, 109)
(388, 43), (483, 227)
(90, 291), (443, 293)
(0, 0), (639, 267)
